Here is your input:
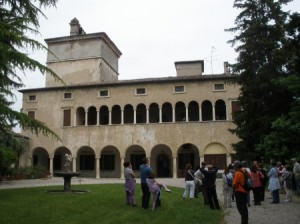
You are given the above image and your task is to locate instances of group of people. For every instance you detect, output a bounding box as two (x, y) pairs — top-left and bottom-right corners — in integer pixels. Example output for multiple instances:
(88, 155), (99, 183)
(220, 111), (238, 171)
(122, 156), (300, 219)
(123, 158), (171, 211)
(182, 162), (220, 210)
(230, 158), (300, 224)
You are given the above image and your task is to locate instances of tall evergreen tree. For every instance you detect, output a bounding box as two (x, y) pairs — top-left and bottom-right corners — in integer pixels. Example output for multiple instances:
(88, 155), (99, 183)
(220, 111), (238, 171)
(257, 12), (300, 161)
(226, 0), (295, 161)
(0, 0), (62, 140)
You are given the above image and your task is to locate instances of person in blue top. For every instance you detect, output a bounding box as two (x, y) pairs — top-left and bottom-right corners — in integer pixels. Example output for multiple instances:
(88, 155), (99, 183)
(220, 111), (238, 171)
(140, 157), (152, 209)
(268, 161), (281, 203)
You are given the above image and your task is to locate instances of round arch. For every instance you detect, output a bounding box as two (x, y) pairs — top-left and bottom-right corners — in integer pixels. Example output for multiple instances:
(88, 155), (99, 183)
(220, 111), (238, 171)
(203, 143), (227, 169)
(32, 147), (49, 176)
(177, 143), (200, 177)
(77, 146), (95, 177)
(125, 145), (145, 172)
(100, 145), (121, 178)
(151, 144), (172, 178)
(53, 147), (71, 172)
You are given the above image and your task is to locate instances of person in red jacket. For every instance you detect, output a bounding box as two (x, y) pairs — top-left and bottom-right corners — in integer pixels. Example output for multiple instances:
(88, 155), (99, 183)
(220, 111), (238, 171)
(250, 166), (264, 205)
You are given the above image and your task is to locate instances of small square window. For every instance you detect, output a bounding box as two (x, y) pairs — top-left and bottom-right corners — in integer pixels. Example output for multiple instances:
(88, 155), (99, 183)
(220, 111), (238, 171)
(28, 110), (35, 119)
(136, 88), (146, 95)
(175, 85), (185, 93)
(99, 90), (109, 97)
(29, 95), (36, 101)
(64, 93), (72, 99)
(214, 84), (224, 91)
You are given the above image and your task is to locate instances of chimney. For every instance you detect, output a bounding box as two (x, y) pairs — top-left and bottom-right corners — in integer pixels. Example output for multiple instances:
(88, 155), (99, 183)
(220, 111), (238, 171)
(224, 61), (229, 74)
(70, 18), (85, 36)
(174, 60), (204, 77)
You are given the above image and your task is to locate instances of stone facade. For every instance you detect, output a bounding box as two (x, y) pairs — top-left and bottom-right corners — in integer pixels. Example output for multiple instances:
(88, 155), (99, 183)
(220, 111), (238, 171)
(19, 19), (240, 178)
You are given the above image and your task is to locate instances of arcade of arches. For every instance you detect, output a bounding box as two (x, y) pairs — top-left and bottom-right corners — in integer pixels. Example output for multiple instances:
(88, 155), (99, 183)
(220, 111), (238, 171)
(32, 143), (233, 178)
(74, 99), (227, 126)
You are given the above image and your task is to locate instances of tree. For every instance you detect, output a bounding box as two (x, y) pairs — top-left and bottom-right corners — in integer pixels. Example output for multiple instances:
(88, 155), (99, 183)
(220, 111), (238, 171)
(0, 132), (28, 176)
(0, 0), (63, 141)
(226, 0), (298, 161)
(257, 12), (300, 161)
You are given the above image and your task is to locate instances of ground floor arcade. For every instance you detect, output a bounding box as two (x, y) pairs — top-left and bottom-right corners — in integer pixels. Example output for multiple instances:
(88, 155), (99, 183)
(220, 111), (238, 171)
(30, 142), (234, 178)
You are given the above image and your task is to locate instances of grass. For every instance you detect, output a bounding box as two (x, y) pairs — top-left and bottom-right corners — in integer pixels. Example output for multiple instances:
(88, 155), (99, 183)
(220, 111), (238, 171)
(0, 184), (224, 224)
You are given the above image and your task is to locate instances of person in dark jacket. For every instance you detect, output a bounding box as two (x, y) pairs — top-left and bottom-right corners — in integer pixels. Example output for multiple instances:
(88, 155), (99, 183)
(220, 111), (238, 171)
(200, 161), (209, 205)
(200, 164), (220, 210)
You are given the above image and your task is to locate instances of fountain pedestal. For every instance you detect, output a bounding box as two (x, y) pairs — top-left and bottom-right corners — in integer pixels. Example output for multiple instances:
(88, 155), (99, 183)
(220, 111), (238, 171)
(54, 172), (81, 192)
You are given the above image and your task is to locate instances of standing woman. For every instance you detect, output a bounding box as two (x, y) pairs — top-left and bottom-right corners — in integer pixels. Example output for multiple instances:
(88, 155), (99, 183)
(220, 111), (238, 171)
(183, 163), (195, 199)
(268, 161), (281, 203)
(283, 164), (293, 202)
(257, 163), (268, 201)
(123, 161), (137, 207)
(250, 166), (264, 205)
(222, 167), (233, 209)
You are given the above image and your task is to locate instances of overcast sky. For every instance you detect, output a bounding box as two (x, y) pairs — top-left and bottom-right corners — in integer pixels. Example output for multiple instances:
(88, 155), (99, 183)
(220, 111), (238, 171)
(12, 0), (300, 116)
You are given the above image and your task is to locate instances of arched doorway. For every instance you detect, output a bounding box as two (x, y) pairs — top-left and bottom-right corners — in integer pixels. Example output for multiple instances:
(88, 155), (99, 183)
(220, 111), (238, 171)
(156, 154), (171, 177)
(151, 144), (172, 178)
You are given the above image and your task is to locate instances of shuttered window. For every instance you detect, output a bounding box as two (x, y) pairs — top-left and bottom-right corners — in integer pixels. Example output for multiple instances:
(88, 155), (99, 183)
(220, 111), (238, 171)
(63, 109), (71, 126)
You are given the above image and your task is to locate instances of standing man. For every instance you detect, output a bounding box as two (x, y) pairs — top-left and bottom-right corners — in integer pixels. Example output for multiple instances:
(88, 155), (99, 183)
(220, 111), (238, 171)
(140, 157), (152, 209)
(291, 158), (300, 194)
(200, 161), (209, 205)
(200, 164), (220, 210)
(233, 161), (249, 224)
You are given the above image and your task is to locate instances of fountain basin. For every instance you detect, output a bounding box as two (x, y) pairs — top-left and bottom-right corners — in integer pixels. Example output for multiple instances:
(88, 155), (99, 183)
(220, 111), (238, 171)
(53, 172), (81, 192)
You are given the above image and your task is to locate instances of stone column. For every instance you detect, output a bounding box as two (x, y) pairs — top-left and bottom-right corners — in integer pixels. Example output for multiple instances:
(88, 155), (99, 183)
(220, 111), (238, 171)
(134, 108), (136, 124)
(120, 157), (125, 179)
(49, 157), (53, 177)
(226, 153), (231, 166)
(109, 109), (112, 125)
(172, 157), (177, 179)
(225, 104), (229, 120)
(146, 108), (149, 124)
(172, 106), (175, 122)
(74, 111), (77, 126)
(72, 157), (76, 172)
(85, 111), (88, 126)
(186, 107), (189, 122)
(121, 109), (124, 124)
(159, 107), (162, 123)
(97, 110), (100, 125)
(96, 157), (100, 179)
(199, 106), (202, 121)
(212, 106), (216, 121)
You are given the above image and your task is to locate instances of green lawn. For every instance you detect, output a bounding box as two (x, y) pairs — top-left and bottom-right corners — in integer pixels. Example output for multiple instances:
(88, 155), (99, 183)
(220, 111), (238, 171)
(0, 184), (224, 224)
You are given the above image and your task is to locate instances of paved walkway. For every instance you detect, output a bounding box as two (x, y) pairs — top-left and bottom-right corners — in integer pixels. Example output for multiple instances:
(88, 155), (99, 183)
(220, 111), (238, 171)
(1, 177), (300, 224)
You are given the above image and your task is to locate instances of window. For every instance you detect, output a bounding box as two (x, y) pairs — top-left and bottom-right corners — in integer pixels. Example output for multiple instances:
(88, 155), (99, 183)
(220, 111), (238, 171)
(130, 154), (145, 170)
(100, 154), (115, 170)
(174, 85), (185, 93)
(214, 84), (224, 91)
(64, 92), (72, 99)
(136, 88), (146, 95)
(80, 155), (95, 170)
(231, 100), (241, 119)
(28, 110), (35, 119)
(29, 95), (36, 101)
(63, 109), (71, 126)
(99, 90), (109, 97)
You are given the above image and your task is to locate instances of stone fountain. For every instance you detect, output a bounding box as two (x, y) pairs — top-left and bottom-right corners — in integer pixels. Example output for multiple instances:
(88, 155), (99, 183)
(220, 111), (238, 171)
(50, 154), (84, 193)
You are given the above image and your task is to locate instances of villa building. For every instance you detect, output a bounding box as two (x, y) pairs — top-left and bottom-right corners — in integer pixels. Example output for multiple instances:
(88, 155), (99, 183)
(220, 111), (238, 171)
(19, 18), (240, 178)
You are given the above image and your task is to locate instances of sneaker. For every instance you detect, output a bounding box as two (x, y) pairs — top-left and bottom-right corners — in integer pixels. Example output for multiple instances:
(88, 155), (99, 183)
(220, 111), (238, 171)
(165, 188), (171, 193)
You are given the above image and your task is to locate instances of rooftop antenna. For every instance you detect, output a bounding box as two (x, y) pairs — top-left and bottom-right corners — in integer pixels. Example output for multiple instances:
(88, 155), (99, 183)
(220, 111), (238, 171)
(211, 46), (216, 74)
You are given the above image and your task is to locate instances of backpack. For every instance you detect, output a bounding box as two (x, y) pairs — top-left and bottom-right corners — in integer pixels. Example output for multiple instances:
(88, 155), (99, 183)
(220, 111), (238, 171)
(237, 170), (253, 191)
(225, 174), (233, 187)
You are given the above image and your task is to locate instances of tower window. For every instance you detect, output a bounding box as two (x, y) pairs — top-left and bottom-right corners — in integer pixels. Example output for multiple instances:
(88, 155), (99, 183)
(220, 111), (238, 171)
(174, 85), (185, 93)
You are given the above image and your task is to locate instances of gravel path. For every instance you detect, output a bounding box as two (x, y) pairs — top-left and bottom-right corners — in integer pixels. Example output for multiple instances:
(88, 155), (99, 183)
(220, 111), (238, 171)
(1, 177), (299, 224)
